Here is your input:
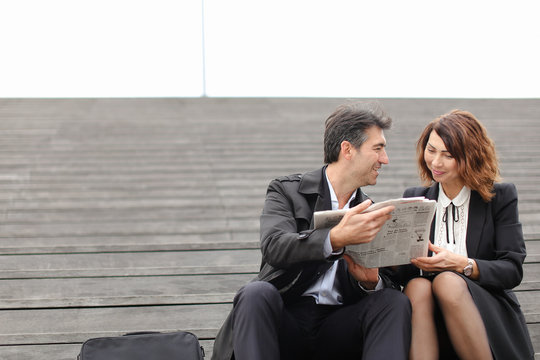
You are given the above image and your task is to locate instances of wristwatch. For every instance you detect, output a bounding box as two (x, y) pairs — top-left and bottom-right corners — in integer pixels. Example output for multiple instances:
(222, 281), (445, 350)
(463, 258), (474, 277)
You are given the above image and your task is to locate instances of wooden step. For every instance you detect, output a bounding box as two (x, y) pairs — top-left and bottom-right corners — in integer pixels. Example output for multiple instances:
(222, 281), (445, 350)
(0, 249), (261, 279)
(0, 274), (254, 309)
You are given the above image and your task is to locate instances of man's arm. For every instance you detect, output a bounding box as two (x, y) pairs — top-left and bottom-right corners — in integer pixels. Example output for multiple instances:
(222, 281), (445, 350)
(330, 200), (394, 289)
(259, 179), (331, 269)
(329, 200), (394, 251)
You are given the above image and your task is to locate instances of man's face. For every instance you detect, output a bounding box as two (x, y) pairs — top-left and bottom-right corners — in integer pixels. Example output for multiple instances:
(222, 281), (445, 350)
(349, 126), (389, 187)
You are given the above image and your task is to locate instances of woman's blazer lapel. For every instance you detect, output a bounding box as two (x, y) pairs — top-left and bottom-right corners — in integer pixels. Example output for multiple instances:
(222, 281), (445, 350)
(465, 191), (487, 257)
(425, 183), (486, 257)
(425, 185), (439, 251)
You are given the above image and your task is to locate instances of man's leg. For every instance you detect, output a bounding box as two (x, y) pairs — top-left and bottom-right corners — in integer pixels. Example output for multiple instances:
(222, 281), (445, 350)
(313, 288), (411, 360)
(231, 281), (284, 360)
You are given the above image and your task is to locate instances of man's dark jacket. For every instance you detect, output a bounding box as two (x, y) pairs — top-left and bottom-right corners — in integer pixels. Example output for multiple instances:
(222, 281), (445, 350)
(211, 166), (399, 360)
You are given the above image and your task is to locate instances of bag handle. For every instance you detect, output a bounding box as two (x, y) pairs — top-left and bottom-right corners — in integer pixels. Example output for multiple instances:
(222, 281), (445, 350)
(123, 331), (161, 336)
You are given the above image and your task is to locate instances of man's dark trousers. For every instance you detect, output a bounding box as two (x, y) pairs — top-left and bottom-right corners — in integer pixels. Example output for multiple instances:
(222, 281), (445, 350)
(231, 281), (411, 360)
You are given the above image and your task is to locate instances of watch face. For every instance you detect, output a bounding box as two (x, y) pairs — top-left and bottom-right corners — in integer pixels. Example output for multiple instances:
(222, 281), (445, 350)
(464, 259), (474, 277)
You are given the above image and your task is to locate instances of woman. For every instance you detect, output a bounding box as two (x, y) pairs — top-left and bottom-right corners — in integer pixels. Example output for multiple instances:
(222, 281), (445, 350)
(394, 110), (534, 359)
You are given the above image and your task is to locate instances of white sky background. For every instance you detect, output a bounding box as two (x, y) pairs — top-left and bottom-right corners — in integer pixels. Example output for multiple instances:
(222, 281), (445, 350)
(0, 0), (539, 98)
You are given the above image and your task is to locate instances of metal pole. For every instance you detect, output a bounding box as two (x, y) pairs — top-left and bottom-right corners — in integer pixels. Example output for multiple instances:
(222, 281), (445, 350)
(201, 0), (207, 97)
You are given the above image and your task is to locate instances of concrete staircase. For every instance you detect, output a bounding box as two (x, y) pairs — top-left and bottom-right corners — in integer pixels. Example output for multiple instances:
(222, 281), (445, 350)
(0, 98), (538, 359)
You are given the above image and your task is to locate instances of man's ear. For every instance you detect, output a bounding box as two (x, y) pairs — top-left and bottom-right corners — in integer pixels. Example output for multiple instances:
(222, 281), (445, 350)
(340, 141), (354, 160)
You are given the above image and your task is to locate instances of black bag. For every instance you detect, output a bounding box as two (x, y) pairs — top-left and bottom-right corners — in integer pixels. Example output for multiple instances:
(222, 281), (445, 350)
(77, 331), (205, 359)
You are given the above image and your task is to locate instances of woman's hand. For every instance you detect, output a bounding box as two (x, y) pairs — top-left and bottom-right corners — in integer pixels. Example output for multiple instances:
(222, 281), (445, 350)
(411, 242), (468, 273)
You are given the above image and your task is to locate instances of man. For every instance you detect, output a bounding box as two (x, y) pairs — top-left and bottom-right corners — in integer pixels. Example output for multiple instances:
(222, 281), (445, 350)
(212, 102), (411, 360)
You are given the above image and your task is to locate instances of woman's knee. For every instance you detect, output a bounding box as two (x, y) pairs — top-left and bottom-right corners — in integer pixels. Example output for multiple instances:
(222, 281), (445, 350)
(404, 277), (434, 308)
(432, 272), (469, 306)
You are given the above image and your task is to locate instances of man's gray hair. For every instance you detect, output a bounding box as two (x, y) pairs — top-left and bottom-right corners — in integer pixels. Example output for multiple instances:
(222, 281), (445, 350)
(323, 101), (392, 164)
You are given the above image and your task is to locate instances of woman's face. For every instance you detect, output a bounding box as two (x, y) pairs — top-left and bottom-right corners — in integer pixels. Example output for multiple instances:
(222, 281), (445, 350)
(424, 130), (464, 191)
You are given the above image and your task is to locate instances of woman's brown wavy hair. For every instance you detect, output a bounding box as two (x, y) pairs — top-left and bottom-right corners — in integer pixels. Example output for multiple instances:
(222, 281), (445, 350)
(417, 110), (500, 202)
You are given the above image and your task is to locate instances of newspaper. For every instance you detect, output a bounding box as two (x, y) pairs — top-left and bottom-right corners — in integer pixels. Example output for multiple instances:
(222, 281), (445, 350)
(313, 197), (436, 268)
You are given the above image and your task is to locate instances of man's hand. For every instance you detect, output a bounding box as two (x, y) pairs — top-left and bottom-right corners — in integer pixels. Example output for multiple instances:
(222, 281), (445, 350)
(344, 254), (379, 290)
(329, 199), (394, 251)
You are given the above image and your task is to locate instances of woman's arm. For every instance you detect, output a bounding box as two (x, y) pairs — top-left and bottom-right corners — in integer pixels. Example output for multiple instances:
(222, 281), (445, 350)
(474, 183), (526, 290)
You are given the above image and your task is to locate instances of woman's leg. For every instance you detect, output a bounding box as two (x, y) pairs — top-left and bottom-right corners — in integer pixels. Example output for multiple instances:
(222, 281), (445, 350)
(404, 277), (438, 360)
(432, 272), (493, 360)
